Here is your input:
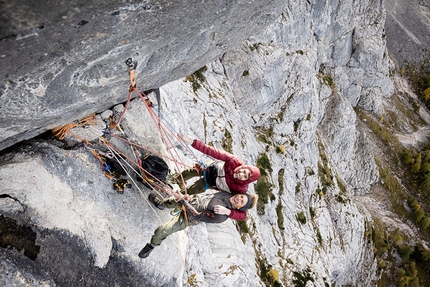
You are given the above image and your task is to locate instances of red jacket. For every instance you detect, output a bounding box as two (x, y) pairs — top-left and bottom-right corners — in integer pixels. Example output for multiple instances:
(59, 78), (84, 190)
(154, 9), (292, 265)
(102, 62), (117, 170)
(191, 139), (260, 220)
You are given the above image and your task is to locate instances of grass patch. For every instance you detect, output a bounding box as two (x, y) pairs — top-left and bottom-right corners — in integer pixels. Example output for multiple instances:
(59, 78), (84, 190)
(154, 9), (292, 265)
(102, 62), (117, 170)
(185, 66), (207, 92)
(256, 153), (273, 176)
(187, 273), (200, 287)
(255, 127), (274, 145)
(356, 109), (405, 157)
(256, 257), (282, 287)
(358, 102), (430, 286)
(296, 211), (307, 225)
(276, 202), (284, 230)
(317, 66), (335, 90)
(292, 267), (315, 287)
(221, 128), (233, 153)
(235, 220), (249, 243)
(255, 176), (274, 215)
(278, 168), (285, 195)
(376, 159), (410, 220)
(316, 141), (334, 198)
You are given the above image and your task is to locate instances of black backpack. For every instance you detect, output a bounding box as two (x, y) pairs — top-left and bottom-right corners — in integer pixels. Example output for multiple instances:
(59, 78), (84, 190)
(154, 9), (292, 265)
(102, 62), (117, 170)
(140, 153), (170, 183)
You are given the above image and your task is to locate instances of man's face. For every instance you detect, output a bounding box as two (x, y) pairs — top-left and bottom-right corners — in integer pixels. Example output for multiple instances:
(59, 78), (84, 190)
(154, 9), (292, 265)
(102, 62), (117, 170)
(229, 194), (249, 209)
(233, 168), (250, 181)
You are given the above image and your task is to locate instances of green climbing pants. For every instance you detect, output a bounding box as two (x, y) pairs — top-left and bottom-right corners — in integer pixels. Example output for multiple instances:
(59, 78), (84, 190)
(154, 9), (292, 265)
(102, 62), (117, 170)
(150, 197), (198, 246)
(172, 168), (208, 195)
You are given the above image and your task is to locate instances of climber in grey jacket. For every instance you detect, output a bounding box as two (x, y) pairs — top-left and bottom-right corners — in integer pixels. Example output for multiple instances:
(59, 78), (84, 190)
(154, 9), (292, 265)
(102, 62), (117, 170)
(138, 190), (258, 258)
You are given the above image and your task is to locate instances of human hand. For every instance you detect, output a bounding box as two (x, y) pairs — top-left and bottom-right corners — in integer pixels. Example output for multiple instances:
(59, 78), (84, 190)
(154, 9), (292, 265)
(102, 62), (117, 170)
(214, 204), (231, 216)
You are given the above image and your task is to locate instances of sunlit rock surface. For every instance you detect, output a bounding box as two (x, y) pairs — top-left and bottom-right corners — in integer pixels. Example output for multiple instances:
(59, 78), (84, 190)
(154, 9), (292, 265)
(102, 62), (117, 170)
(2, 0), (428, 286)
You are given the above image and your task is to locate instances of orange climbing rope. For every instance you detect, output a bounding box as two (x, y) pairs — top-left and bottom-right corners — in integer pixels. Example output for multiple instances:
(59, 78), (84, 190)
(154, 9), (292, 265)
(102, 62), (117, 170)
(52, 113), (97, 142)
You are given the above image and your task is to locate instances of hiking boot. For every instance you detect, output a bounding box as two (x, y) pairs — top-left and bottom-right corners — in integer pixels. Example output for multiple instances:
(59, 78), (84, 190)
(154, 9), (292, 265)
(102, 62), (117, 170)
(148, 193), (164, 210)
(170, 206), (181, 216)
(138, 243), (154, 258)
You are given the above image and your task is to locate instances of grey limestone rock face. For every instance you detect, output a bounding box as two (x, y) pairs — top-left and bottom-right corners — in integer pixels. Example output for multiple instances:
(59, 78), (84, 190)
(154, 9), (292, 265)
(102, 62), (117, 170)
(0, 0), (287, 151)
(385, 0), (430, 67)
(2, 0), (429, 286)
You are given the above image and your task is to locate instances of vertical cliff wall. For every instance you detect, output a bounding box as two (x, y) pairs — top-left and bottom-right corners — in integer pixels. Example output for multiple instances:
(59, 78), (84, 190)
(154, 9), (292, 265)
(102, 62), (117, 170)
(1, 0), (418, 286)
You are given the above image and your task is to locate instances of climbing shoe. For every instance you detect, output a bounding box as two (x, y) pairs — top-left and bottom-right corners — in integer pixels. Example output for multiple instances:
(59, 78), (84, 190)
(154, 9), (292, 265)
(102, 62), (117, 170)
(138, 243), (154, 258)
(170, 206), (181, 216)
(148, 193), (164, 210)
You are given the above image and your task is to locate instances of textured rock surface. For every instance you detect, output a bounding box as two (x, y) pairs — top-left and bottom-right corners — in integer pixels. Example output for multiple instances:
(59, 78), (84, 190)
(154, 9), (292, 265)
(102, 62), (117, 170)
(1, 0), (429, 286)
(385, 0), (430, 67)
(0, 0), (287, 151)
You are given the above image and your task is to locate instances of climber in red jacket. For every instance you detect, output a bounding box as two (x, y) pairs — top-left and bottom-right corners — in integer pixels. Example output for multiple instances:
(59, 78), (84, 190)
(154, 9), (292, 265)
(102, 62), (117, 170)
(172, 134), (261, 221)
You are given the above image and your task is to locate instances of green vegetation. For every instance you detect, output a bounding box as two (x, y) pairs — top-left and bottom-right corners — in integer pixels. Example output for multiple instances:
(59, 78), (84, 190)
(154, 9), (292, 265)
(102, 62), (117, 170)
(316, 142), (334, 198)
(249, 42), (262, 51)
(187, 273), (200, 287)
(235, 219), (250, 243)
(357, 109), (405, 155)
(276, 202), (284, 230)
(294, 120), (300, 132)
(357, 103), (430, 286)
(295, 182), (301, 194)
(254, 176), (274, 215)
(377, 161), (409, 219)
(407, 198), (430, 230)
(292, 267), (315, 287)
(257, 258), (282, 287)
(257, 153), (273, 176)
(185, 66), (208, 92)
(268, 269), (281, 287)
(371, 223), (430, 287)
(403, 62), (430, 110)
(309, 207), (315, 219)
(317, 66), (335, 90)
(254, 153), (274, 215)
(296, 211), (306, 225)
(275, 145), (285, 154)
(236, 220), (249, 234)
(256, 126), (274, 145)
(276, 169), (285, 230)
(193, 66), (207, 82)
(221, 128), (233, 153)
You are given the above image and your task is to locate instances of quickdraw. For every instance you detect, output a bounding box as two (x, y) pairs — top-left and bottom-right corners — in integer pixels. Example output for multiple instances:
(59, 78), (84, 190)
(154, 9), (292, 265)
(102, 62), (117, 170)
(88, 148), (132, 194)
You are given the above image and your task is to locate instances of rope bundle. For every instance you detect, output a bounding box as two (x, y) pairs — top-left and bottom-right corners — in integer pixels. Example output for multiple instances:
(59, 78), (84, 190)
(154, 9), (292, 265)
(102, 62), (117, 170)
(51, 113), (97, 141)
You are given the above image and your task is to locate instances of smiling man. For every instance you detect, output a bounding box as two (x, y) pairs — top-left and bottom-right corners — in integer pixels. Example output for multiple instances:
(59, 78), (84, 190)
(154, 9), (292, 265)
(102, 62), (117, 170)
(139, 190), (258, 259)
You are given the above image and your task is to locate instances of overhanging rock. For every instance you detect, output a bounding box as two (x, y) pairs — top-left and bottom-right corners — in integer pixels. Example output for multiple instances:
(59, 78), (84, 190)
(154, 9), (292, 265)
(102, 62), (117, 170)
(0, 0), (287, 151)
